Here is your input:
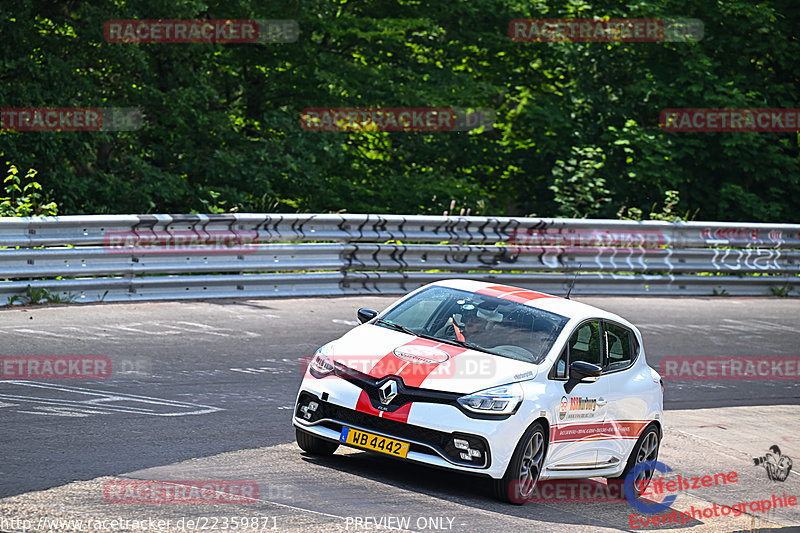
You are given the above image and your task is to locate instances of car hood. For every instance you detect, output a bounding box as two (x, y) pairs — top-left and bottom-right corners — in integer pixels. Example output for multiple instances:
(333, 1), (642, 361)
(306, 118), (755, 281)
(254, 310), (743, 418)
(324, 324), (539, 394)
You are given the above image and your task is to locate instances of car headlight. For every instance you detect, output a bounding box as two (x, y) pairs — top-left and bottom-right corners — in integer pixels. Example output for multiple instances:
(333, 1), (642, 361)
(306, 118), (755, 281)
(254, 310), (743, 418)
(309, 347), (334, 378)
(457, 383), (523, 415)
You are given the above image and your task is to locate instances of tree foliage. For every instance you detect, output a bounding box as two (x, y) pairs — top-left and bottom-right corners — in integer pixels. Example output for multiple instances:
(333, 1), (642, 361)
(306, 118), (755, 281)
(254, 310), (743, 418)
(1, 0), (798, 221)
(1, 164), (58, 216)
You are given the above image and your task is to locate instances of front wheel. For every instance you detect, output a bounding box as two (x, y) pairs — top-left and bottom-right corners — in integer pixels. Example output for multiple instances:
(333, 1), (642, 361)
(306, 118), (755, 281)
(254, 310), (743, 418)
(492, 422), (547, 504)
(296, 427), (339, 456)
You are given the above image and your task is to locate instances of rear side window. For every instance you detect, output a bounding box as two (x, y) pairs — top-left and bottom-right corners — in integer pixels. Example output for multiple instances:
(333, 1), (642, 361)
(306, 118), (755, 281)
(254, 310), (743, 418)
(604, 322), (635, 371)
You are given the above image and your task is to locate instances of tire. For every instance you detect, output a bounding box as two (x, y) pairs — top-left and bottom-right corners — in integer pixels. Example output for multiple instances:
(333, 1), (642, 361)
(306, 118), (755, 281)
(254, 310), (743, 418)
(492, 421), (547, 504)
(610, 424), (661, 498)
(295, 427), (339, 456)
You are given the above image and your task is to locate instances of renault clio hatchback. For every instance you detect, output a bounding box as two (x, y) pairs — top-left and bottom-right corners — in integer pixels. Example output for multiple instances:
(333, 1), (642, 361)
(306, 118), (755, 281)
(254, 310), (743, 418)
(293, 280), (663, 503)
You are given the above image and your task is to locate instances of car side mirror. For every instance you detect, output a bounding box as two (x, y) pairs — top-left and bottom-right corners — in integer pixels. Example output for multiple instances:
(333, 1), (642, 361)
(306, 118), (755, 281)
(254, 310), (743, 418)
(564, 361), (602, 394)
(357, 308), (378, 324)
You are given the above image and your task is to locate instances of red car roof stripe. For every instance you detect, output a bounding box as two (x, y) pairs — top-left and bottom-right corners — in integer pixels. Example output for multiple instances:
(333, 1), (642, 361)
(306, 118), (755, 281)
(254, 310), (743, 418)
(476, 284), (556, 302)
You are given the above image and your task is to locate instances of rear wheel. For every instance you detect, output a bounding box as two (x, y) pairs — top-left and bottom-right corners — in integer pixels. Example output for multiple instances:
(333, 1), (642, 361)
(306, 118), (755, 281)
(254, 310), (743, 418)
(609, 424), (661, 498)
(492, 422), (546, 504)
(296, 427), (339, 456)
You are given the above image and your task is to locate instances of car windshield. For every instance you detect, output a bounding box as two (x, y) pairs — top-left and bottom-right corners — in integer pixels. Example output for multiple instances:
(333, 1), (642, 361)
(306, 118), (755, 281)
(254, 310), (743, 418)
(377, 286), (569, 364)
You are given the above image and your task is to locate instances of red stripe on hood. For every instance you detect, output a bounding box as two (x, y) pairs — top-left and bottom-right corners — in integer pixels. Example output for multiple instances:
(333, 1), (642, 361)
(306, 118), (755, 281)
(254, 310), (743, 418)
(367, 337), (439, 378)
(398, 342), (466, 388)
(354, 390), (411, 423)
(367, 336), (467, 388)
(476, 284), (556, 303)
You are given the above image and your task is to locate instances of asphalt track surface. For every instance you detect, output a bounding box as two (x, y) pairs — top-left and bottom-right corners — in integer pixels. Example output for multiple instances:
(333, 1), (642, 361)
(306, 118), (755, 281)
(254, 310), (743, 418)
(0, 296), (799, 532)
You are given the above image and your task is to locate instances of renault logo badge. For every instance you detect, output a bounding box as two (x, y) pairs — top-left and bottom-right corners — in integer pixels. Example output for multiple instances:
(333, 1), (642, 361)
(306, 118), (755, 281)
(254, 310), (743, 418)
(379, 380), (398, 405)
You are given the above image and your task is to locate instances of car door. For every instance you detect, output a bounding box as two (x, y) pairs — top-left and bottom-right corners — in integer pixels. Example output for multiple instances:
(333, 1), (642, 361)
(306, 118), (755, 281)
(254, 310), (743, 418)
(546, 320), (610, 471)
(595, 321), (648, 466)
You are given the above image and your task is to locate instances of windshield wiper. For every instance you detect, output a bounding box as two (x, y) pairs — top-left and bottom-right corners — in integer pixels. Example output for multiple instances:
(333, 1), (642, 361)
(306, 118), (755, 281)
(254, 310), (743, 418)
(446, 337), (502, 356)
(375, 319), (420, 337)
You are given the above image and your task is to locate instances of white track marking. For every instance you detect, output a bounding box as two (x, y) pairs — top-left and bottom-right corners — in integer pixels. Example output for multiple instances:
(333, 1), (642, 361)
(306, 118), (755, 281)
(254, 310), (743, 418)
(61, 326), (116, 338)
(0, 394), (157, 414)
(0, 381), (222, 417)
(230, 368), (262, 374)
(332, 319), (359, 326)
(11, 329), (76, 339)
(82, 397), (129, 403)
(162, 321), (229, 336)
(721, 318), (798, 334)
(1, 321), (262, 341)
(104, 324), (182, 336)
(16, 406), (108, 417)
(229, 366), (287, 375)
(174, 321), (261, 338)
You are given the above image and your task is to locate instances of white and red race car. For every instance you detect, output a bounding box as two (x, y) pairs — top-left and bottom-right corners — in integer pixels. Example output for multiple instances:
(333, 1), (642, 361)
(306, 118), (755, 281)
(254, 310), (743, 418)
(293, 279), (663, 503)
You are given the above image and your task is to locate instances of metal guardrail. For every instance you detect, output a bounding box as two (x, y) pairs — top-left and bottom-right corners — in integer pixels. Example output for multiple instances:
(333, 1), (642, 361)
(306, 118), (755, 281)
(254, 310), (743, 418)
(4, 213), (800, 247)
(0, 214), (798, 304)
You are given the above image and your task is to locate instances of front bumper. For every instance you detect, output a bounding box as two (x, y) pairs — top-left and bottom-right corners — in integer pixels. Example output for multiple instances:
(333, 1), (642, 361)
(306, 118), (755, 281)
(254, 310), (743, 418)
(292, 366), (531, 479)
(295, 391), (492, 471)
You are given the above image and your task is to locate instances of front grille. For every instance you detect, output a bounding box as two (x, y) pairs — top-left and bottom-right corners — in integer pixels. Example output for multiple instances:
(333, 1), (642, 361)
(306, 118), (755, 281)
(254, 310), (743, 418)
(296, 392), (490, 468)
(334, 362), (460, 413)
(330, 362), (514, 421)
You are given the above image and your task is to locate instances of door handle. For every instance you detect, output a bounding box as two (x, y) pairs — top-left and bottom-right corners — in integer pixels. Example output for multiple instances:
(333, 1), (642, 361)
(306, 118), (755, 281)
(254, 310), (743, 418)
(596, 398), (608, 406)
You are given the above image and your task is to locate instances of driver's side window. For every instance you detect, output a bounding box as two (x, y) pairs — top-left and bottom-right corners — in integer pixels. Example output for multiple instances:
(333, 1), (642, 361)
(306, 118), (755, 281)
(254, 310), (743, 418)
(569, 321), (603, 366)
(552, 321), (603, 379)
(604, 322), (635, 371)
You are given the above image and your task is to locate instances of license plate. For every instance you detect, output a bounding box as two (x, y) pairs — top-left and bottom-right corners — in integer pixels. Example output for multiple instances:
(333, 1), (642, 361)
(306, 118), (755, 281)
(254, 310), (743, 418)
(339, 426), (410, 458)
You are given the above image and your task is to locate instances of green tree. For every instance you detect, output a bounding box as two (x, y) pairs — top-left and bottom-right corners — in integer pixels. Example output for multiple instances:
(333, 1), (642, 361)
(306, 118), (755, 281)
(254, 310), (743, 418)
(0, 164), (58, 216)
(0, 0), (797, 221)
